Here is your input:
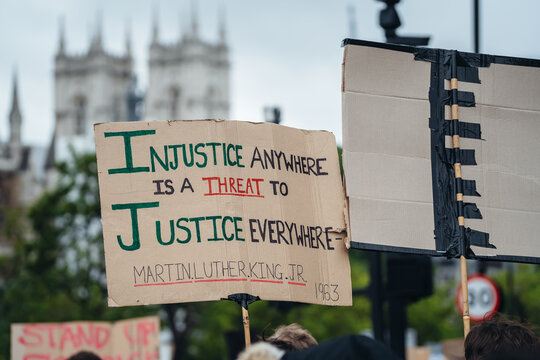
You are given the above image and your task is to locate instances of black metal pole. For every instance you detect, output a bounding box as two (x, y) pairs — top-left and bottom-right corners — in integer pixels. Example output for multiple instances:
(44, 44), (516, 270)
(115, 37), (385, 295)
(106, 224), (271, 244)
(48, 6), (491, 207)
(474, 0), (480, 53)
(388, 297), (406, 358)
(369, 252), (385, 342)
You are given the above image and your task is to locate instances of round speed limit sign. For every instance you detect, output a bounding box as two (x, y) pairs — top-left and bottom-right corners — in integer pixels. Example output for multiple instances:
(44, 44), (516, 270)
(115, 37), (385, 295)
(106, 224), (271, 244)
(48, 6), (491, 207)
(456, 274), (501, 322)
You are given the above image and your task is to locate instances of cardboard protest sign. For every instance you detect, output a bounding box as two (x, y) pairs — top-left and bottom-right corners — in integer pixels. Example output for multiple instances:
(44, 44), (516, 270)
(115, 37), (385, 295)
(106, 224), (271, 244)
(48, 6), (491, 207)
(342, 39), (540, 264)
(94, 120), (351, 306)
(11, 316), (159, 360)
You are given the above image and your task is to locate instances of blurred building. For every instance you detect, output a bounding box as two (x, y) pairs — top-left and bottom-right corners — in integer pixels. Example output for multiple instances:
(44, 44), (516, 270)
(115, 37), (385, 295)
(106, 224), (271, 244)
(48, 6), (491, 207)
(49, 8), (230, 165)
(50, 16), (134, 162)
(0, 7), (230, 254)
(0, 73), (49, 255)
(0, 74), (48, 208)
(0, 75), (24, 209)
(145, 8), (229, 122)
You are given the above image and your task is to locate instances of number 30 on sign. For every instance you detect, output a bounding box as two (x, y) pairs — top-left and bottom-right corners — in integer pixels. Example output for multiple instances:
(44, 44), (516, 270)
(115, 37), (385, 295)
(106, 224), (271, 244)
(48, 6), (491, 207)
(456, 274), (501, 322)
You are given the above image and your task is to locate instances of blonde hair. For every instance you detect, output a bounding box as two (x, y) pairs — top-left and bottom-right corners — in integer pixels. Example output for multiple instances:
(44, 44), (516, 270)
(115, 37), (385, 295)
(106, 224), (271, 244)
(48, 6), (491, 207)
(237, 342), (284, 360)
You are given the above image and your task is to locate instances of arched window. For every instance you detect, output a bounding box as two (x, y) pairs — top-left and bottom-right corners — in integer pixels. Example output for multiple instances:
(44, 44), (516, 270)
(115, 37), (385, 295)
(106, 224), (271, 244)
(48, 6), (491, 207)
(74, 97), (87, 135)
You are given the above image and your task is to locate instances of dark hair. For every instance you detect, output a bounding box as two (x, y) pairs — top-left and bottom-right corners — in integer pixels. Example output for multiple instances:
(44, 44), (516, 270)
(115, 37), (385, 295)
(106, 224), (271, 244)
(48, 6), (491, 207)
(465, 319), (539, 360)
(67, 351), (102, 360)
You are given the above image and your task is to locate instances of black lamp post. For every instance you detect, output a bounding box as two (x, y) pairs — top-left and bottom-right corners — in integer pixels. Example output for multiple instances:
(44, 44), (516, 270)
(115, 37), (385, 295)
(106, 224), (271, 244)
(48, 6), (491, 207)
(377, 0), (430, 46)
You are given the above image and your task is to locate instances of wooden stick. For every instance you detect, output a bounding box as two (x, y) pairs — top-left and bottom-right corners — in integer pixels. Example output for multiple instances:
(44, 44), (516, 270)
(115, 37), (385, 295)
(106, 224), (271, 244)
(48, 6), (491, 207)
(450, 54), (470, 338)
(460, 255), (471, 337)
(343, 177), (352, 249)
(242, 306), (251, 348)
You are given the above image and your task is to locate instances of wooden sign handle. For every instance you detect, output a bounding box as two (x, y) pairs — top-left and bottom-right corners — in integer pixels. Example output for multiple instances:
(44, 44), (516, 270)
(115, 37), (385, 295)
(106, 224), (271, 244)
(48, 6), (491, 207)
(460, 255), (471, 337)
(242, 306), (251, 347)
(450, 53), (470, 338)
(221, 293), (259, 349)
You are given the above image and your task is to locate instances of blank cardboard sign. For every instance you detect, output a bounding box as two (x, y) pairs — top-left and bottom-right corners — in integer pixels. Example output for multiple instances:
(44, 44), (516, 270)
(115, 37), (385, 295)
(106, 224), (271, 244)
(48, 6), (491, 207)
(342, 39), (540, 264)
(94, 120), (351, 307)
(11, 317), (160, 360)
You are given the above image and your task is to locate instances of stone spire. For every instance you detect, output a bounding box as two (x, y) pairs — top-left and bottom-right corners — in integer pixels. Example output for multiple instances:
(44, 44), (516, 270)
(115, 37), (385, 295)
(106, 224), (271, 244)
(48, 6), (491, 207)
(58, 16), (66, 55)
(347, 4), (358, 38)
(87, 20), (93, 46)
(151, 4), (159, 44)
(125, 19), (132, 57)
(178, 8), (183, 41)
(89, 11), (104, 53)
(9, 69), (22, 149)
(190, 0), (199, 38)
(218, 4), (226, 43)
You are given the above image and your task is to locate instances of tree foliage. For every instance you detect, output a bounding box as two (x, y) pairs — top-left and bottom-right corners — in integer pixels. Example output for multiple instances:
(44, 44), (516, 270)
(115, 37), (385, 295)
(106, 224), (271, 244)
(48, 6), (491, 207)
(492, 264), (540, 333)
(407, 281), (463, 344)
(0, 152), (156, 360)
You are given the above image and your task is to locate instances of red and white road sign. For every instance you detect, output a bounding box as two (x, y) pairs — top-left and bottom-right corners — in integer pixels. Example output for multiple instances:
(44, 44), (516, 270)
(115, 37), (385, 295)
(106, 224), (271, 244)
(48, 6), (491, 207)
(456, 274), (501, 322)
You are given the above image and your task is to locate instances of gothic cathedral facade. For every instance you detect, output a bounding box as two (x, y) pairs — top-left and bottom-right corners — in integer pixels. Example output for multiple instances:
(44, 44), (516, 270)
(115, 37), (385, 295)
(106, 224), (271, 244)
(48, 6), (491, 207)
(1, 6), (230, 216)
(51, 9), (230, 162)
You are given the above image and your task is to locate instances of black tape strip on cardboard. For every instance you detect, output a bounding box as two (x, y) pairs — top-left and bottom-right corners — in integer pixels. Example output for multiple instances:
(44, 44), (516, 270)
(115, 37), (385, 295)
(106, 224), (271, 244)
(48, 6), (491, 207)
(342, 38), (540, 68)
(445, 148), (477, 166)
(443, 90), (476, 107)
(430, 118), (482, 140)
(443, 121), (482, 140)
(351, 243), (540, 264)
(462, 179), (480, 197)
(465, 228), (495, 249)
(463, 203), (483, 219)
(428, 51), (461, 256)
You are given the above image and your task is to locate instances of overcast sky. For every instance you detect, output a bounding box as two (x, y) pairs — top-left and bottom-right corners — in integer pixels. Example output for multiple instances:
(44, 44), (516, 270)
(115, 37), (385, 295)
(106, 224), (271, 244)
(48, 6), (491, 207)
(0, 0), (539, 147)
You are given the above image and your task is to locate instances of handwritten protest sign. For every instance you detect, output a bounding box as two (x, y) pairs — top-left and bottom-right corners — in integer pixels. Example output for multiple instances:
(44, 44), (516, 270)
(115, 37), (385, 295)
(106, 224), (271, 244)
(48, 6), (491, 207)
(94, 120), (351, 307)
(11, 316), (159, 360)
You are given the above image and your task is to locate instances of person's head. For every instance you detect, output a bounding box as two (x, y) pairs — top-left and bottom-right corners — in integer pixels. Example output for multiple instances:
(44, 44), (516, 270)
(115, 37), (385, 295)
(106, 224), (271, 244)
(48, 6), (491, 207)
(465, 319), (539, 360)
(237, 342), (284, 360)
(67, 351), (102, 360)
(266, 323), (317, 352)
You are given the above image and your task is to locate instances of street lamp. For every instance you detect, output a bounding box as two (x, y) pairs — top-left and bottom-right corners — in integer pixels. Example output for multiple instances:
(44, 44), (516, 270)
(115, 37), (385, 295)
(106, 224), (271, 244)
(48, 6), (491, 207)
(377, 0), (430, 46)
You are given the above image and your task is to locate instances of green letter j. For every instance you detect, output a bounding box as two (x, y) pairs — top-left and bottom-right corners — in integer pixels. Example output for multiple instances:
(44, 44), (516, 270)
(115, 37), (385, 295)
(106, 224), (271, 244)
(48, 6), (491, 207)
(111, 202), (160, 251)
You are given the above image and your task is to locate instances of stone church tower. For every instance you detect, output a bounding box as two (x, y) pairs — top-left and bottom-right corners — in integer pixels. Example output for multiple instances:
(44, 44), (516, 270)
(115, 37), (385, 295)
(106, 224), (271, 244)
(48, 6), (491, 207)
(50, 7), (230, 163)
(52, 16), (134, 162)
(0, 72), (24, 206)
(0, 72), (48, 210)
(4, 72), (22, 167)
(3, 6), (230, 254)
(144, 7), (230, 121)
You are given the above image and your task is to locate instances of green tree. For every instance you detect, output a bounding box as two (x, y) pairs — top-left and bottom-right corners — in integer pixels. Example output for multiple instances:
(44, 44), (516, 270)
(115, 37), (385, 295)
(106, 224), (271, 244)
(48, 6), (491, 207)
(407, 281), (463, 344)
(492, 264), (540, 333)
(0, 152), (157, 360)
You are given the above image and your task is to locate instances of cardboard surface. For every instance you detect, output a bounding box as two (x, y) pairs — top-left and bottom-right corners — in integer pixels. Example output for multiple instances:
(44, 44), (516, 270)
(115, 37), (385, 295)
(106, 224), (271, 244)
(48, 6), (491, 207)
(405, 347), (431, 360)
(95, 119), (351, 306)
(342, 40), (540, 263)
(441, 338), (465, 359)
(11, 317), (159, 360)
(342, 43), (435, 253)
